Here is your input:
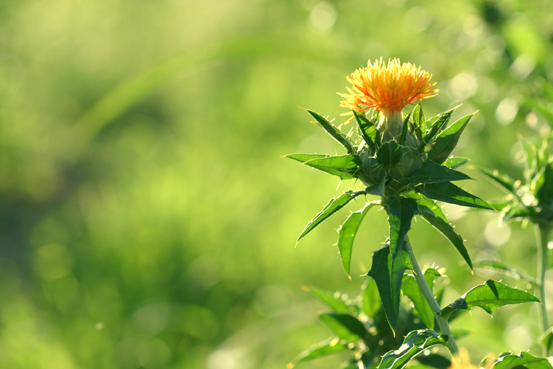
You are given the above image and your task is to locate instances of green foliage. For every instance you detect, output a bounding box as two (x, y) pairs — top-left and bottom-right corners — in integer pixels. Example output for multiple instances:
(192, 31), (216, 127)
(377, 330), (447, 369)
(337, 202), (379, 277)
(427, 113), (475, 165)
(415, 195), (472, 269)
(386, 196), (418, 257)
(480, 133), (553, 226)
(474, 261), (538, 285)
(490, 352), (553, 369)
(295, 154), (362, 180)
(297, 190), (366, 243)
(288, 339), (350, 368)
(291, 282), (451, 369)
(440, 280), (539, 320)
(402, 275), (435, 329)
(319, 313), (369, 342)
(417, 182), (493, 210)
(354, 110), (381, 152)
(405, 161), (472, 184)
(306, 109), (355, 155)
(377, 141), (403, 166)
(305, 286), (351, 314)
(368, 242), (412, 330)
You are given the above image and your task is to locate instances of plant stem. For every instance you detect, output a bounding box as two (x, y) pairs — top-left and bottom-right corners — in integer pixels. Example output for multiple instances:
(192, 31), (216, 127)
(404, 236), (459, 355)
(536, 225), (550, 356)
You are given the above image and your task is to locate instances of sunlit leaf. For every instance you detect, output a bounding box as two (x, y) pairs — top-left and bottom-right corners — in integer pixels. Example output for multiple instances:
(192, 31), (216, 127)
(540, 328), (553, 356)
(417, 182), (494, 210)
(362, 277), (381, 319)
(444, 157), (469, 169)
(288, 338), (349, 368)
(386, 196), (418, 257)
(441, 280), (540, 320)
(305, 286), (351, 313)
(368, 242), (411, 330)
(474, 260), (538, 285)
(423, 107), (458, 145)
(354, 110), (381, 152)
(413, 101), (426, 134)
(477, 167), (519, 197)
(399, 113), (411, 145)
(402, 274), (434, 329)
(378, 330), (446, 369)
(405, 161), (472, 184)
(301, 154), (362, 180)
(535, 162), (553, 204)
(306, 109), (355, 154)
(416, 200), (472, 269)
(428, 113), (475, 164)
(490, 352), (552, 369)
(319, 313), (368, 342)
(297, 190), (366, 243)
(337, 202), (380, 277)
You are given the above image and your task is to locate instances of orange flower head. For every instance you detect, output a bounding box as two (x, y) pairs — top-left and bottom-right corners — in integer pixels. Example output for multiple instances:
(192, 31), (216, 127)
(339, 58), (438, 118)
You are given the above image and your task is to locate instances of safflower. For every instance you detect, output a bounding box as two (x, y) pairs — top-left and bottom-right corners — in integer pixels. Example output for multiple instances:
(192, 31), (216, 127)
(340, 58), (437, 140)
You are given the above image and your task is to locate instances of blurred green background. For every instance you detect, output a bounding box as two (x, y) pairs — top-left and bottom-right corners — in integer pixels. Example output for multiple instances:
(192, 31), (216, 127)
(2, 0), (553, 368)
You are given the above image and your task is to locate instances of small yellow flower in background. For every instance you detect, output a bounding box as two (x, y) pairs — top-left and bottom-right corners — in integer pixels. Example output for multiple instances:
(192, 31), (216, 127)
(339, 58), (438, 128)
(449, 348), (493, 369)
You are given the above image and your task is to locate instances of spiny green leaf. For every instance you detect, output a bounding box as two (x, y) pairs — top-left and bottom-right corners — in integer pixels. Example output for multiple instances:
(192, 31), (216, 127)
(428, 113), (475, 164)
(424, 267), (442, 290)
(490, 351), (552, 369)
(405, 161), (472, 184)
(297, 190), (366, 243)
(305, 286), (351, 313)
(354, 110), (381, 152)
(288, 338), (350, 368)
(402, 269), (447, 334)
(386, 196), (418, 257)
(477, 167), (519, 197)
(362, 277), (381, 319)
(441, 280), (540, 320)
(416, 199), (472, 269)
(285, 153), (330, 163)
(402, 274), (435, 329)
(413, 101), (426, 133)
(318, 313), (368, 342)
(417, 182), (494, 210)
(377, 141), (403, 166)
(444, 157), (470, 169)
(302, 154), (361, 180)
(378, 330), (447, 369)
(367, 243), (411, 331)
(337, 202), (379, 277)
(535, 161), (553, 204)
(306, 109), (355, 154)
(423, 107), (458, 145)
(474, 260), (538, 285)
(399, 113), (411, 145)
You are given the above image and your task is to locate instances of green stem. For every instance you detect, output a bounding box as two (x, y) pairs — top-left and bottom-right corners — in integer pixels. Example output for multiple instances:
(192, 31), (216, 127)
(404, 236), (459, 355)
(536, 225), (550, 356)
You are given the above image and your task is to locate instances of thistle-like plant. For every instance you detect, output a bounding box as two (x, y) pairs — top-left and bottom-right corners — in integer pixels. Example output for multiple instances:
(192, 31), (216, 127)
(479, 132), (553, 356)
(287, 59), (540, 367)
